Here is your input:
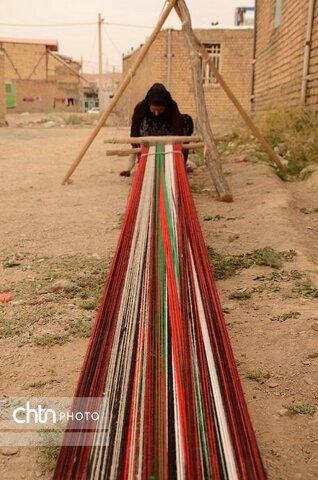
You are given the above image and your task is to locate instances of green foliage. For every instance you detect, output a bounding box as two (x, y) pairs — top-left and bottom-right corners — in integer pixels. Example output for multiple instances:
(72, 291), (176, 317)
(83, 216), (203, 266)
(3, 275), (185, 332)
(37, 429), (61, 472)
(270, 311), (301, 322)
(246, 370), (271, 384)
(292, 281), (318, 298)
(33, 335), (70, 347)
(229, 290), (251, 300)
(206, 246), (296, 280)
(258, 105), (318, 179)
(284, 402), (317, 416)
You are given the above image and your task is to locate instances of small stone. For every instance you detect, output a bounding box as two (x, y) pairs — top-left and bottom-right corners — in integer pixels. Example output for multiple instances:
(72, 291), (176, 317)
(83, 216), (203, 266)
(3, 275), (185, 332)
(311, 322), (318, 332)
(304, 377), (313, 385)
(44, 121), (56, 128)
(50, 279), (74, 292)
(35, 471), (43, 478)
(277, 408), (288, 416)
(302, 360), (311, 365)
(267, 381), (279, 388)
(1, 447), (19, 456)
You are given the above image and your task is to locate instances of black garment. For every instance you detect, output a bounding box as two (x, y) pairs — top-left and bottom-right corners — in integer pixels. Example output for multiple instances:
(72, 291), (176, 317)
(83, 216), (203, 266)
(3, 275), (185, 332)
(130, 83), (193, 161)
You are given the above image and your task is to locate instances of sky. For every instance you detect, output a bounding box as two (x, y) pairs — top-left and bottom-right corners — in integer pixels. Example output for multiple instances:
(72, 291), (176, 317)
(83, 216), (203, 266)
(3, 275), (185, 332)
(1, 0), (255, 73)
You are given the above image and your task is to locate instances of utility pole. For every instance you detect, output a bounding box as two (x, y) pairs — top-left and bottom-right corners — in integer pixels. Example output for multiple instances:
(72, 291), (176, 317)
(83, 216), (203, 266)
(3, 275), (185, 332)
(98, 13), (104, 110)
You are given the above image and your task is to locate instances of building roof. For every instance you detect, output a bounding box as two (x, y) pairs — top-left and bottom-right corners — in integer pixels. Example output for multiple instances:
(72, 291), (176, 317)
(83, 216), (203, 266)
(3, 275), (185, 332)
(0, 37), (58, 51)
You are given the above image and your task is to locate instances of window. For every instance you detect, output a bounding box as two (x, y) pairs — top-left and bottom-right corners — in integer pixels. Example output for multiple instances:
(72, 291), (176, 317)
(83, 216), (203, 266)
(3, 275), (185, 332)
(274, 0), (283, 28)
(5, 83), (12, 93)
(201, 43), (221, 85)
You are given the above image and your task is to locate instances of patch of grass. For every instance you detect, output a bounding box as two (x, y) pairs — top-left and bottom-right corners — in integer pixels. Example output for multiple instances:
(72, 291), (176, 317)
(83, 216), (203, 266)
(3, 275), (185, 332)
(79, 299), (100, 311)
(68, 318), (92, 338)
(257, 105), (318, 180)
(270, 311), (301, 322)
(33, 334), (70, 347)
(246, 370), (271, 384)
(284, 402), (317, 416)
(203, 214), (225, 222)
(0, 324), (22, 339)
(229, 290), (251, 300)
(65, 114), (85, 125)
(28, 379), (59, 389)
(228, 234), (239, 243)
(292, 281), (318, 298)
(206, 246), (296, 280)
(254, 270), (303, 282)
(36, 428), (61, 473)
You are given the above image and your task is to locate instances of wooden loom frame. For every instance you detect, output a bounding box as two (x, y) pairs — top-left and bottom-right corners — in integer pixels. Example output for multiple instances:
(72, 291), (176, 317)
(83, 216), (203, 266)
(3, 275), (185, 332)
(61, 0), (284, 202)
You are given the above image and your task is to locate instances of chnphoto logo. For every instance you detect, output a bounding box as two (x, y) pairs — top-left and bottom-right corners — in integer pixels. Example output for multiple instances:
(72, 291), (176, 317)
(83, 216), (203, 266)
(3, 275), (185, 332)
(12, 400), (100, 425)
(0, 396), (108, 447)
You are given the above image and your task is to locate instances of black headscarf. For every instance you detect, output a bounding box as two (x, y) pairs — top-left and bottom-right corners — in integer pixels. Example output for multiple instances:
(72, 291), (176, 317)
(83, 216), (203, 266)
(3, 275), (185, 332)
(145, 83), (172, 107)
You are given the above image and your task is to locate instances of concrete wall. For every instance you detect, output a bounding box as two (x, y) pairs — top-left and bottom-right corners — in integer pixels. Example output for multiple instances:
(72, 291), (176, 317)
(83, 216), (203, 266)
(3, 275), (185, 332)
(252, 0), (318, 114)
(117, 28), (254, 134)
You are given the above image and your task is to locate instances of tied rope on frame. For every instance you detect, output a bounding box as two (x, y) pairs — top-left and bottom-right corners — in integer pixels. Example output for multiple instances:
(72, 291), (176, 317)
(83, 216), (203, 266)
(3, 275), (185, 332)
(53, 145), (266, 480)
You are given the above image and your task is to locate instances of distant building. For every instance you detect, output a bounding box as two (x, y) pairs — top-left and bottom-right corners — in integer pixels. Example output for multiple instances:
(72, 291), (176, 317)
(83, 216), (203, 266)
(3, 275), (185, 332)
(0, 37), (82, 113)
(117, 27), (254, 133)
(0, 51), (5, 124)
(252, 0), (318, 114)
(82, 72), (121, 111)
(235, 7), (255, 26)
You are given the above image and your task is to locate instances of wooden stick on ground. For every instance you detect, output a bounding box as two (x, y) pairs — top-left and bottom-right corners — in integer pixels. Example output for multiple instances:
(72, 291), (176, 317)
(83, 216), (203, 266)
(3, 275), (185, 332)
(176, 0), (233, 202)
(61, 0), (178, 185)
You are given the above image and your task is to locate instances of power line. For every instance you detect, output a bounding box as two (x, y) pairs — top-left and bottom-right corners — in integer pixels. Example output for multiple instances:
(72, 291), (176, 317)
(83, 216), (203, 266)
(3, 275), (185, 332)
(0, 21), (153, 29)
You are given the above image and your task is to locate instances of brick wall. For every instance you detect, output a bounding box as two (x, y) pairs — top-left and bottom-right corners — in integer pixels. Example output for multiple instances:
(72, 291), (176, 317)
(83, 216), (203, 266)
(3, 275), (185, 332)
(1, 41), (81, 113)
(252, 0), (309, 114)
(307, 1), (318, 110)
(0, 52), (5, 123)
(117, 28), (254, 134)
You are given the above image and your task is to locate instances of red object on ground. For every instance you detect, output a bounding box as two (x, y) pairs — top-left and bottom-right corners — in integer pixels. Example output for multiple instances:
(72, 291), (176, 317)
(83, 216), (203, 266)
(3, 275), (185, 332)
(0, 293), (12, 303)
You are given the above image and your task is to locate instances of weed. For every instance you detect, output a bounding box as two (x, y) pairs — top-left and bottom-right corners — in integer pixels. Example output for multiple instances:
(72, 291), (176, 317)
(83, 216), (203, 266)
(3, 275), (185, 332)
(229, 290), (251, 300)
(69, 318), (92, 338)
(36, 428), (61, 472)
(228, 234), (240, 243)
(203, 214), (225, 222)
(270, 311), (301, 322)
(206, 246), (296, 280)
(258, 105), (318, 179)
(284, 402), (316, 416)
(33, 334), (70, 347)
(64, 114), (85, 125)
(254, 270), (303, 282)
(28, 379), (59, 389)
(292, 281), (318, 298)
(246, 370), (271, 384)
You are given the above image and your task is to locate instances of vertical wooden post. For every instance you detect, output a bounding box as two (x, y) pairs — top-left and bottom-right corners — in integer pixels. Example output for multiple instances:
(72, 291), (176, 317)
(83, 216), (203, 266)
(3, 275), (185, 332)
(175, 2), (283, 171)
(61, 0), (178, 185)
(176, 0), (233, 202)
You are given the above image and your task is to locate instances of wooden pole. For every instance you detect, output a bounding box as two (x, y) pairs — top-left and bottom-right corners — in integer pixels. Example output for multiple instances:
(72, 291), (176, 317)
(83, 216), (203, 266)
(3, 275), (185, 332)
(48, 50), (89, 84)
(176, 0), (233, 202)
(104, 135), (201, 145)
(106, 143), (204, 156)
(61, 0), (178, 185)
(98, 13), (104, 111)
(174, 5), (284, 170)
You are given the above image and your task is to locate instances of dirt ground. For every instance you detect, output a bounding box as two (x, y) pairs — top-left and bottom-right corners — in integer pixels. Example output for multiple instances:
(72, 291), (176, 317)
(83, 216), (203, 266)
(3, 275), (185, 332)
(0, 113), (318, 479)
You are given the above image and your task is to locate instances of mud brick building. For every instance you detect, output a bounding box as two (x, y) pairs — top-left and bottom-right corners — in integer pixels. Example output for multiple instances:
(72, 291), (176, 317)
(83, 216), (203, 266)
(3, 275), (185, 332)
(0, 51), (5, 124)
(118, 27), (254, 134)
(252, 0), (318, 114)
(0, 37), (81, 113)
